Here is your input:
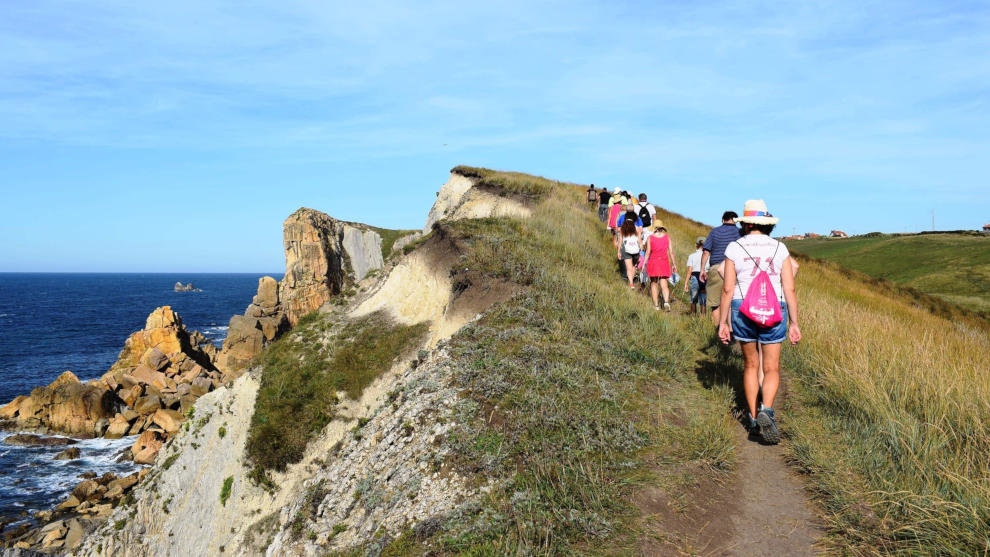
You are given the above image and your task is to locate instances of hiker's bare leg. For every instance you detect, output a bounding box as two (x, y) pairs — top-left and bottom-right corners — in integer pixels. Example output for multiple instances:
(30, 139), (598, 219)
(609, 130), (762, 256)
(760, 343), (782, 409)
(650, 278), (659, 306)
(758, 344), (765, 387)
(624, 259), (635, 285)
(741, 341), (760, 418)
(660, 279), (670, 305)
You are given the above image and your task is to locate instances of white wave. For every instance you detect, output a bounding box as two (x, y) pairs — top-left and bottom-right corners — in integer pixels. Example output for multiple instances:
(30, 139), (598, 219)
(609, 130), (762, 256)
(1, 431), (145, 503)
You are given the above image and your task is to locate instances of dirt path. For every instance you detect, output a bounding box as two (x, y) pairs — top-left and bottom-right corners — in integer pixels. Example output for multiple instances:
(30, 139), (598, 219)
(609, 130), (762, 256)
(718, 427), (823, 555)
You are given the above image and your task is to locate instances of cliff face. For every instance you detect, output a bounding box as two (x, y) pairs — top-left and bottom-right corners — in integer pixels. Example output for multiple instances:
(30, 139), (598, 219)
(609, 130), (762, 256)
(423, 170), (531, 233)
(74, 170), (528, 556)
(214, 208), (388, 377)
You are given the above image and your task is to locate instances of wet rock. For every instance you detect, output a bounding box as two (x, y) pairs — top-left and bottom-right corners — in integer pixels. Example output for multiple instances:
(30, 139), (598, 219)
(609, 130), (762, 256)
(105, 414), (131, 439)
(115, 447), (134, 462)
(0, 372), (121, 436)
(3, 434), (78, 447)
(53, 447), (81, 460)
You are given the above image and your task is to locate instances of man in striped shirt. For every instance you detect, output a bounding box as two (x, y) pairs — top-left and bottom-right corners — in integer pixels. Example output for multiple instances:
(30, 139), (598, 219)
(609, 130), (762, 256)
(700, 211), (740, 325)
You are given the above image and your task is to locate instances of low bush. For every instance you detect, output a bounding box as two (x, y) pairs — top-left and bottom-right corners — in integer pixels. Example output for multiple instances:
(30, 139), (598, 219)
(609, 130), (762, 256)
(246, 312), (428, 473)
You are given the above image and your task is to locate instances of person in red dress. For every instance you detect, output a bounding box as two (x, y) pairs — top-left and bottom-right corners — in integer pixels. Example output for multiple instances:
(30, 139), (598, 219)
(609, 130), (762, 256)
(643, 225), (677, 311)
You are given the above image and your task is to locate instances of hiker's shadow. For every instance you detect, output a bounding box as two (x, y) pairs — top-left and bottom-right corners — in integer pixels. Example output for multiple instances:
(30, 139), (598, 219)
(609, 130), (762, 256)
(694, 337), (757, 430)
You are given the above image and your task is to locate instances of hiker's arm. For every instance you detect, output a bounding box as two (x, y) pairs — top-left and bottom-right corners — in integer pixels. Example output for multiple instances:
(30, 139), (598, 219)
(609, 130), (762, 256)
(718, 260), (735, 344)
(684, 263), (692, 292)
(669, 244), (676, 273)
(643, 239), (652, 261)
(790, 257), (799, 278)
(700, 250), (711, 281)
(781, 256), (801, 344)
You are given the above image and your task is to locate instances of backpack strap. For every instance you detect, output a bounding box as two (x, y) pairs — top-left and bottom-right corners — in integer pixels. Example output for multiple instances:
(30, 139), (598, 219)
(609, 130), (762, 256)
(732, 239), (780, 298)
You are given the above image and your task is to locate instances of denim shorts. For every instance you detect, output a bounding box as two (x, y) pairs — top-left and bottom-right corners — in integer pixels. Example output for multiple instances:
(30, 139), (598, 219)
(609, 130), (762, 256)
(689, 275), (701, 303)
(730, 299), (787, 344)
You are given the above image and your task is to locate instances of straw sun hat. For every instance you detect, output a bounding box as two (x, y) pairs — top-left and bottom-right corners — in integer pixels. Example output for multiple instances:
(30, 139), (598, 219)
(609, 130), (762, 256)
(735, 199), (779, 225)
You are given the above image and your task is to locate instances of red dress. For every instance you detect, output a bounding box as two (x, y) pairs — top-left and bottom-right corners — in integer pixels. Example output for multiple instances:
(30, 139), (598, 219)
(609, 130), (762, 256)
(646, 234), (671, 278)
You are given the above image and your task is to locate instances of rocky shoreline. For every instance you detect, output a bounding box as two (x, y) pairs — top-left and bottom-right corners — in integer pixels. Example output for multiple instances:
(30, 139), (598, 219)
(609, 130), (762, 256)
(0, 208), (395, 554)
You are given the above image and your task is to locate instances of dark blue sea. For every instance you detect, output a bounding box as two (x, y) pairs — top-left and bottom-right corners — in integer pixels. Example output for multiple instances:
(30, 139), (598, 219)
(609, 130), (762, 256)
(0, 273), (280, 523)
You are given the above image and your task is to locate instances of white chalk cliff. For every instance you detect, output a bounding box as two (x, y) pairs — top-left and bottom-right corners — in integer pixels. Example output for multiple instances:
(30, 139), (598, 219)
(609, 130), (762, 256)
(72, 169), (525, 556)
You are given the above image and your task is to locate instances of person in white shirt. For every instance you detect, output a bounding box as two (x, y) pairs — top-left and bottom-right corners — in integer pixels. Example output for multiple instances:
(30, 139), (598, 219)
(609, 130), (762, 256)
(718, 200), (801, 445)
(636, 193), (657, 228)
(683, 237), (709, 314)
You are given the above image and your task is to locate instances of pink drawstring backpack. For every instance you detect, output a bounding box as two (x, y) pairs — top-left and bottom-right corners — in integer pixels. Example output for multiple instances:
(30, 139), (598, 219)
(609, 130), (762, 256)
(735, 242), (783, 328)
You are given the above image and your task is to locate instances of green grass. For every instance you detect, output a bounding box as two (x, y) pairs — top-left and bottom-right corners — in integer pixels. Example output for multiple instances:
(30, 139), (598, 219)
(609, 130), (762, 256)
(220, 476), (233, 506)
(368, 226), (419, 259)
(650, 206), (990, 553)
(406, 179), (736, 553)
(788, 232), (990, 313)
(451, 165), (560, 198)
(246, 311), (428, 473)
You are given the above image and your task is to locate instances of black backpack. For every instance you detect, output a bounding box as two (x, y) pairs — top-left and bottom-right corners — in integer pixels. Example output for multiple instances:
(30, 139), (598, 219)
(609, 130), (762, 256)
(638, 203), (653, 227)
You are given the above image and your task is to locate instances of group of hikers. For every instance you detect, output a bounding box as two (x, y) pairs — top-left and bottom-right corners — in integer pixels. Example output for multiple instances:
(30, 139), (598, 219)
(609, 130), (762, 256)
(586, 185), (802, 445)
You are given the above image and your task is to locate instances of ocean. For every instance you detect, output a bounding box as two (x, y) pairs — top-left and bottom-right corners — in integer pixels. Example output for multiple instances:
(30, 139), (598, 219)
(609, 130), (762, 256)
(0, 273), (279, 522)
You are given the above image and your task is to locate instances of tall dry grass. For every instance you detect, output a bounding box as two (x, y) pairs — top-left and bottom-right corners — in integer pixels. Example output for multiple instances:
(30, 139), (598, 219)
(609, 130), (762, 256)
(655, 203), (990, 553)
(783, 258), (990, 553)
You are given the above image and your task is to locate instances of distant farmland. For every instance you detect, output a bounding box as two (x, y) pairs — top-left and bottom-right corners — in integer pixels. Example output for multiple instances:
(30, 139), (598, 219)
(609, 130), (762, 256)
(787, 232), (990, 313)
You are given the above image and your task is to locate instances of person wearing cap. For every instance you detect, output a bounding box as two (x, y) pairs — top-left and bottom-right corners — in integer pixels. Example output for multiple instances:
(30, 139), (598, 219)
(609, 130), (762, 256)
(700, 211), (741, 326)
(684, 236), (708, 314)
(717, 200), (801, 444)
(643, 224), (676, 310)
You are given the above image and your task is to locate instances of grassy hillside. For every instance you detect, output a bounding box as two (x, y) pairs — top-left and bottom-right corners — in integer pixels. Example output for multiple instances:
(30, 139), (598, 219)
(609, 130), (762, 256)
(431, 172), (988, 554)
(246, 169), (989, 554)
(787, 233), (990, 313)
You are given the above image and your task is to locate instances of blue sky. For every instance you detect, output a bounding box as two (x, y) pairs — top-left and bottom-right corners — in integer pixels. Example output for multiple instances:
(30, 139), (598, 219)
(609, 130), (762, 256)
(1, 0), (987, 271)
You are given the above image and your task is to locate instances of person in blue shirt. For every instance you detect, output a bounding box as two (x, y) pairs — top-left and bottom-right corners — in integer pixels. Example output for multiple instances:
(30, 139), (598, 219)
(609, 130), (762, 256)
(615, 204), (643, 229)
(700, 211), (740, 325)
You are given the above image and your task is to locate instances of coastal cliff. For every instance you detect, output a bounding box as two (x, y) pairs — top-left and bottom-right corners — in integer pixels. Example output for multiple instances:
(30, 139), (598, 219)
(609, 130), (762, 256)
(1, 168), (534, 554)
(62, 168), (528, 556)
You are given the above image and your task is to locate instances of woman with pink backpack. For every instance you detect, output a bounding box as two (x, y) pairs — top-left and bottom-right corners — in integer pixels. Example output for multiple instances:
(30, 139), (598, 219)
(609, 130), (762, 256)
(717, 200), (801, 444)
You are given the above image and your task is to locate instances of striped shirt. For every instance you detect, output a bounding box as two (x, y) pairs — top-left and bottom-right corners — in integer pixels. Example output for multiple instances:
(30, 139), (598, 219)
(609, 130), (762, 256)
(702, 224), (741, 265)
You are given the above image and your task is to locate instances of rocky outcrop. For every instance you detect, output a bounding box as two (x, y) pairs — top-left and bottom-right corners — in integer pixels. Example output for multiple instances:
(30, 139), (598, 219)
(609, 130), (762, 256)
(0, 306), (225, 461)
(2, 433), (78, 447)
(214, 209), (388, 376)
(173, 282), (200, 292)
(69, 170), (536, 556)
(2, 469), (148, 551)
(214, 277), (288, 376)
(0, 372), (121, 437)
(422, 170), (531, 233)
(104, 306), (215, 379)
(280, 208), (387, 325)
(279, 208), (348, 326)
